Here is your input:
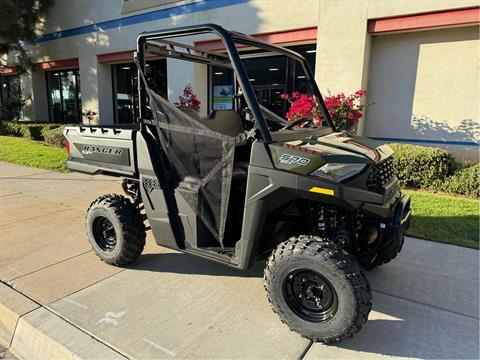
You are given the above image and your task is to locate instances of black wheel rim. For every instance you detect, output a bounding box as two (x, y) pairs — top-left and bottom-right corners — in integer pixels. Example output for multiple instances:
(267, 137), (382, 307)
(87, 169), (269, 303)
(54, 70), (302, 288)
(92, 216), (117, 252)
(283, 269), (338, 322)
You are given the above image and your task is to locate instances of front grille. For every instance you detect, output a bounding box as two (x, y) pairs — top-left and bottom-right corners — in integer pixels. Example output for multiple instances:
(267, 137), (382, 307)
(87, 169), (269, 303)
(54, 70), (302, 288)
(367, 157), (395, 190)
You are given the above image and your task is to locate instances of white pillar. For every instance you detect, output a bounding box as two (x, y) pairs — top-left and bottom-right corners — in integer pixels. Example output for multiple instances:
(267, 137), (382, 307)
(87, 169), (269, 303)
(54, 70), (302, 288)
(97, 62), (114, 125)
(167, 58), (193, 103)
(30, 70), (49, 122)
(19, 73), (34, 121)
(315, 0), (371, 135)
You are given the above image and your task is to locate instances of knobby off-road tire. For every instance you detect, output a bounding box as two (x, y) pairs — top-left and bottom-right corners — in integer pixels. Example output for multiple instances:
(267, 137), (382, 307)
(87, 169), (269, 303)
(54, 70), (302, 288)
(86, 194), (146, 266)
(264, 235), (372, 343)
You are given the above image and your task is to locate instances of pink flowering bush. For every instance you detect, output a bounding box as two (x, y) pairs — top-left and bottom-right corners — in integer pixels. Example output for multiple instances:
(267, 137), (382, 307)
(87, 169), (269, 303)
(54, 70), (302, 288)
(281, 90), (370, 132)
(175, 84), (201, 112)
(324, 90), (369, 132)
(280, 92), (323, 126)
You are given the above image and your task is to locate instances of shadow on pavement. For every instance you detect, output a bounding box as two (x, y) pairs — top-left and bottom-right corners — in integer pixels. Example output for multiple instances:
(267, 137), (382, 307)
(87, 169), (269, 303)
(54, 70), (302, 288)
(336, 293), (479, 359)
(130, 249), (479, 359)
(131, 251), (264, 278)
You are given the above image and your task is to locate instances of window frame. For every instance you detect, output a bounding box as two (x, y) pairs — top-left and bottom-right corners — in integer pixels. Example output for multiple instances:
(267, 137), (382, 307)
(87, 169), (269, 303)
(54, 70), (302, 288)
(0, 74), (21, 119)
(207, 43), (317, 118)
(45, 68), (82, 123)
(111, 59), (168, 124)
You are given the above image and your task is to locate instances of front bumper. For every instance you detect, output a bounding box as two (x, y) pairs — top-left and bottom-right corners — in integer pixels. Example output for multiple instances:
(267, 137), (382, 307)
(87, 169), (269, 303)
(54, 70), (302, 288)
(363, 193), (411, 268)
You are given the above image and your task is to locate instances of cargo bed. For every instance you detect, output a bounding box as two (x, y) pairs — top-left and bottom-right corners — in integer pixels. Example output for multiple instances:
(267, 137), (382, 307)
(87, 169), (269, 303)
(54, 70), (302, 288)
(64, 125), (139, 177)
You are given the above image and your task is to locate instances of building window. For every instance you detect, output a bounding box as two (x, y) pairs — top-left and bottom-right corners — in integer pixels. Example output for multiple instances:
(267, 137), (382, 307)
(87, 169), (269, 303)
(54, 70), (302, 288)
(292, 44), (317, 74)
(243, 55), (289, 115)
(0, 74), (21, 119)
(112, 59), (167, 124)
(210, 44), (316, 116)
(46, 69), (81, 123)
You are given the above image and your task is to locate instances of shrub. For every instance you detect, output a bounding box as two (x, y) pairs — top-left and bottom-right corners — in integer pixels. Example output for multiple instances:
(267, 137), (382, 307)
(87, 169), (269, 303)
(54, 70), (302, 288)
(0, 121), (61, 140)
(20, 124), (46, 140)
(41, 124), (62, 138)
(390, 143), (457, 188)
(441, 164), (480, 198)
(43, 126), (66, 148)
(0, 121), (23, 136)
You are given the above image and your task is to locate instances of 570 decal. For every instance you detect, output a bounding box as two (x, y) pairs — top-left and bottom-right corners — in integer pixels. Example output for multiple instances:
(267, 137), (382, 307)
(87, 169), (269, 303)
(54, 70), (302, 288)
(279, 153), (310, 165)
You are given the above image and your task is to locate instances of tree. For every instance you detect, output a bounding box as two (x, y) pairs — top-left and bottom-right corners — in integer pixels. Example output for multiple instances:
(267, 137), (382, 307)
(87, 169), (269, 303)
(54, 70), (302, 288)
(0, 0), (54, 74)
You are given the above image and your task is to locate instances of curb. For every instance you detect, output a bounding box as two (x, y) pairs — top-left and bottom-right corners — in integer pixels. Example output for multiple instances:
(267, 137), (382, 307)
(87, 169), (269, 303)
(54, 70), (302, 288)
(0, 283), (38, 349)
(0, 282), (125, 360)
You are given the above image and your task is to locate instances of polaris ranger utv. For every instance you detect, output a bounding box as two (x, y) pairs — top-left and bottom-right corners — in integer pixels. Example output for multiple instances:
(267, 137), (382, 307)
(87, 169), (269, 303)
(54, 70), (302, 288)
(64, 24), (410, 343)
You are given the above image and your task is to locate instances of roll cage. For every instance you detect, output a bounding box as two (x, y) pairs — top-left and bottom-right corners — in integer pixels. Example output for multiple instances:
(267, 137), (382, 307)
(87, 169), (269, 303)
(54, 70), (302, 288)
(135, 23), (336, 142)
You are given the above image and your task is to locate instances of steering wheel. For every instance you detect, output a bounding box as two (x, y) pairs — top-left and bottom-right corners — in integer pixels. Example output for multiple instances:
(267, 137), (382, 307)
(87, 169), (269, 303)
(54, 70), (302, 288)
(280, 117), (313, 131)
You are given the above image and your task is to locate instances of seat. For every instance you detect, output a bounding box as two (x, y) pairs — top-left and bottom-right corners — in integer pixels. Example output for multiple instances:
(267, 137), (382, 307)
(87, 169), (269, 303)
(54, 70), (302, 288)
(194, 110), (247, 185)
(198, 110), (244, 137)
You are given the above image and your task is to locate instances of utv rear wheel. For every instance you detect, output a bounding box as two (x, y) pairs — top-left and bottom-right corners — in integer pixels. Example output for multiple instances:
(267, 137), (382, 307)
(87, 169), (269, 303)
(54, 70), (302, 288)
(264, 235), (371, 343)
(86, 194), (146, 266)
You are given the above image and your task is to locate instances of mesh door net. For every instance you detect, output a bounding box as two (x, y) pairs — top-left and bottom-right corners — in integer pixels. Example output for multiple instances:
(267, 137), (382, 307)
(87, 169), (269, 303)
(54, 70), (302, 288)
(137, 63), (242, 247)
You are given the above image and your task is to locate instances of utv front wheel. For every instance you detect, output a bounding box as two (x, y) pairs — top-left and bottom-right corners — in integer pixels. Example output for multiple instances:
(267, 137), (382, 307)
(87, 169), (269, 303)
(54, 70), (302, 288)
(86, 194), (146, 266)
(264, 236), (371, 343)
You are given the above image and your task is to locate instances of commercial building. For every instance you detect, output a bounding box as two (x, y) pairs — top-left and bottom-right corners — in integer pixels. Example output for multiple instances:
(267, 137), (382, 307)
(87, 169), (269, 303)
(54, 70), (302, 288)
(0, 0), (478, 161)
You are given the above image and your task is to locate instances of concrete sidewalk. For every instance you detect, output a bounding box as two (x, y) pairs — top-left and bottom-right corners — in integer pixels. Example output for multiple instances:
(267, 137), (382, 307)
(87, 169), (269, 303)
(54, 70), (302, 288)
(1, 162), (479, 359)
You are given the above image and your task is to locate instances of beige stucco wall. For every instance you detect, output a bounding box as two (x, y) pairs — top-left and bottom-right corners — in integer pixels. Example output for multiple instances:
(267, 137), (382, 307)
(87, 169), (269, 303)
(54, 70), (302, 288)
(365, 26), (479, 162)
(315, 0), (479, 161)
(411, 29), (479, 131)
(25, 0), (320, 123)
(315, 0), (479, 94)
(4, 0), (478, 161)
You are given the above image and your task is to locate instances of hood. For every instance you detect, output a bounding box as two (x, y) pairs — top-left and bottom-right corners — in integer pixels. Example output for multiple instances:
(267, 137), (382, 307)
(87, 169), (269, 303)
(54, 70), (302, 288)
(268, 132), (393, 175)
(300, 132), (393, 164)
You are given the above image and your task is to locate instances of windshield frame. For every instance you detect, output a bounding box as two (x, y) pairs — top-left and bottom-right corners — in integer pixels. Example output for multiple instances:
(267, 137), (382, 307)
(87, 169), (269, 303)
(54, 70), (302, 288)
(230, 33), (336, 133)
(136, 24), (336, 143)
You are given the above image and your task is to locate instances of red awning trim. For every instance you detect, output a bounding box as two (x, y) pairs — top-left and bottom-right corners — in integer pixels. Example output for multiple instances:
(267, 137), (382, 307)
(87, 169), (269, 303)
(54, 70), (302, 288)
(37, 58), (79, 70)
(0, 66), (17, 75)
(195, 27), (318, 51)
(97, 49), (160, 63)
(98, 50), (135, 63)
(368, 6), (480, 34)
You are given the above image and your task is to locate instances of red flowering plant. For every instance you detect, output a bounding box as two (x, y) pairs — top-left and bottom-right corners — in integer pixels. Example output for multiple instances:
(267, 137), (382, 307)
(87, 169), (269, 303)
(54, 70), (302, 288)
(281, 90), (371, 132)
(174, 84), (201, 112)
(324, 90), (370, 132)
(280, 92), (324, 126)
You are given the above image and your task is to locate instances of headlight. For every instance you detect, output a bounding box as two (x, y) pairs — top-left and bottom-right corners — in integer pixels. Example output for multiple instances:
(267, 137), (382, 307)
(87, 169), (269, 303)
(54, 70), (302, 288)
(311, 163), (367, 182)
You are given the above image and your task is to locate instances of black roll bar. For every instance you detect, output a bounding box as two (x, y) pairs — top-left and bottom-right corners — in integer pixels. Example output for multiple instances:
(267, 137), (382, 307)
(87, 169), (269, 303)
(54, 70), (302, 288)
(135, 23), (336, 141)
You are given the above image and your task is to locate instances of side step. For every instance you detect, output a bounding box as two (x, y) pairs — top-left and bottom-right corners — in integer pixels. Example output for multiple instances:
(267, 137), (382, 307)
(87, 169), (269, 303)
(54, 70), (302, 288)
(184, 247), (238, 265)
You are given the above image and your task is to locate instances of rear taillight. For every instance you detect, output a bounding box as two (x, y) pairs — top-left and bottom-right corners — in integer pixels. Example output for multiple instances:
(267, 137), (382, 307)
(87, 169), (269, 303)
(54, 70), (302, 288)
(66, 140), (70, 154)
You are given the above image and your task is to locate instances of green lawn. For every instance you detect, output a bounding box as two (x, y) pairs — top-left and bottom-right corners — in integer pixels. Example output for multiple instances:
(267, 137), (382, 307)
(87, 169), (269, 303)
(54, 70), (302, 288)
(404, 189), (479, 249)
(0, 135), (478, 249)
(0, 136), (67, 172)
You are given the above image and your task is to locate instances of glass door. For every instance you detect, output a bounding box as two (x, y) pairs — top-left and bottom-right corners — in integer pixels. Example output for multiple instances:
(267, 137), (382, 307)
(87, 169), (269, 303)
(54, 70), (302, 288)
(46, 69), (81, 123)
(0, 75), (21, 119)
(113, 64), (137, 124)
(112, 59), (167, 124)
